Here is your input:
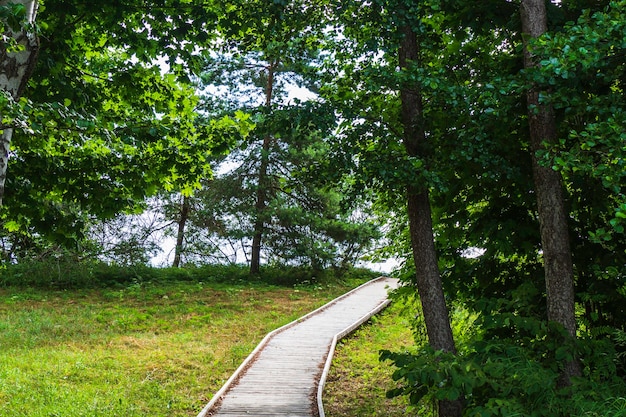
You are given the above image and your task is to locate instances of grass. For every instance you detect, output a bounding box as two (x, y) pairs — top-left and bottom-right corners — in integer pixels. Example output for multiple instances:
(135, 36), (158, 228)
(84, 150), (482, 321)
(0, 276), (372, 417)
(322, 298), (416, 417)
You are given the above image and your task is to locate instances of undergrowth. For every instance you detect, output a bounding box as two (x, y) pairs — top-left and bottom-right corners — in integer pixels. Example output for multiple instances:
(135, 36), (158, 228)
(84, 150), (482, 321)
(381, 286), (626, 416)
(0, 256), (378, 289)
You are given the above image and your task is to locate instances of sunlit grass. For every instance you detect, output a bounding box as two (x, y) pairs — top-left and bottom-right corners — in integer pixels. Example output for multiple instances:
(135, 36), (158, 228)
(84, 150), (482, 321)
(0, 279), (365, 417)
(322, 299), (416, 417)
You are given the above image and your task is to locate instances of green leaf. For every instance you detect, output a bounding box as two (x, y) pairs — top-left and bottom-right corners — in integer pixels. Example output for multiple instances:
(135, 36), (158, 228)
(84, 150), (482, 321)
(3, 220), (21, 232)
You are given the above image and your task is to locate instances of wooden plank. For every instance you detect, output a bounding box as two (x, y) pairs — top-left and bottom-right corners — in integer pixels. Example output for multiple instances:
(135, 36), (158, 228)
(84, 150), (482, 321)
(197, 277), (399, 417)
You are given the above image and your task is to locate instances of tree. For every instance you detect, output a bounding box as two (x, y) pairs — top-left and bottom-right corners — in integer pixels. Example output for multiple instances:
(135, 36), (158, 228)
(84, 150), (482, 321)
(531, 0), (626, 331)
(172, 195), (190, 268)
(0, 0), (38, 206)
(321, 2), (462, 413)
(0, 0), (252, 254)
(378, 1), (625, 414)
(520, 0), (581, 385)
(399, 19), (462, 417)
(317, 0), (626, 413)
(169, 99), (379, 269)
(250, 58), (276, 274)
(398, 15), (457, 357)
(187, 0), (378, 273)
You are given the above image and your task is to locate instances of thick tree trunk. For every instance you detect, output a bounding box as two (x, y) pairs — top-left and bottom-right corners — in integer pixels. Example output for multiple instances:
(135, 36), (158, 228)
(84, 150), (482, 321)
(399, 24), (462, 417)
(250, 62), (276, 274)
(0, 0), (39, 207)
(406, 189), (456, 352)
(520, 0), (581, 386)
(172, 195), (190, 268)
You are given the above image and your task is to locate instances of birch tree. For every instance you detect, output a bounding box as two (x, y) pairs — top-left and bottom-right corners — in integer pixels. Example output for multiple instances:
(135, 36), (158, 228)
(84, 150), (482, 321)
(0, 0), (38, 206)
(0, 0), (258, 254)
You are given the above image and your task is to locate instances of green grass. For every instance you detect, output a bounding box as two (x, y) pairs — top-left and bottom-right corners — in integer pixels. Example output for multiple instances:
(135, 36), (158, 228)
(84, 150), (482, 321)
(322, 298), (416, 417)
(0, 277), (371, 417)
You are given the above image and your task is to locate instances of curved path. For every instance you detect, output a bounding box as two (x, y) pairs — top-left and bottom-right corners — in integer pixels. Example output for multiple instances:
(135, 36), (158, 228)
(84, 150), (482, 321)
(197, 276), (399, 417)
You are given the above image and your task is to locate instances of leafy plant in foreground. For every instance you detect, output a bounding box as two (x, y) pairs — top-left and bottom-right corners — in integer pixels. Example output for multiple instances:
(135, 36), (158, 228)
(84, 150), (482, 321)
(382, 312), (626, 417)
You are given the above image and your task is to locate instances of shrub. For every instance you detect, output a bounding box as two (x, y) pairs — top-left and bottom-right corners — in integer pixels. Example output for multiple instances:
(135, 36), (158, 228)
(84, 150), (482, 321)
(381, 311), (626, 417)
(0, 258), (379, 290)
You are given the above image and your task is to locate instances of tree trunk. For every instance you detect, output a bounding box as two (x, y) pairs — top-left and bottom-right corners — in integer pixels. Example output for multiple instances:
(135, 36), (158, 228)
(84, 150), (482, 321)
(399, 24), (462, 417)
(520, 0), (581, 386)
(250, 134), (270, 274)
(0, 0), (39, 207)
(172, 195), (190, 268)
(250, 61), (276, 274)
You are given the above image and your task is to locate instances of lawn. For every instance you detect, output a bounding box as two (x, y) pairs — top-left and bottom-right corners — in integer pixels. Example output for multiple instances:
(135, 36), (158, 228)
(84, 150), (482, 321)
(0, 278), (367, 417)
(322, 299), (416, 416)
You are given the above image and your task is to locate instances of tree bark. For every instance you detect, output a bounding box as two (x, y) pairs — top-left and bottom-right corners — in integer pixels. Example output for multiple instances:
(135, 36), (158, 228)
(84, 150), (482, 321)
(399, 24), (462, 417)
(250, 61), (276, 274)
(0, 0), (39, 207)
(520, 0), (581, 386)
(250, 134), (270, 274)
(172, 195), (190, 268)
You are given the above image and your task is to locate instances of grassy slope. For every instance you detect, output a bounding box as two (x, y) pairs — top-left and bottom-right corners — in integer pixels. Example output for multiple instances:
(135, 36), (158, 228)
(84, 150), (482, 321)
(0, 279), (366, 417)
(322, 299), (416, 417)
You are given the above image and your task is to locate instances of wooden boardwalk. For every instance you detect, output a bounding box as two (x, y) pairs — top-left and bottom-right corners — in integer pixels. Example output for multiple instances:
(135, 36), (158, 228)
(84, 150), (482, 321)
(197, 276), (399, 417)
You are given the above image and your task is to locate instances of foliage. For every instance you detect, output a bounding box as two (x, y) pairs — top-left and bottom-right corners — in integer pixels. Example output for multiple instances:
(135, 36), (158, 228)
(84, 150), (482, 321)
(318, 0), (626, 413)
(529, 0), (626, 329)
(160, 0), (381, 271)
(0, 0), (253, 254)
(160, 99), (381, 269)
(1, 0), (625, 413)
(0, 251), (378, 289)
(382, 303), (626, 417)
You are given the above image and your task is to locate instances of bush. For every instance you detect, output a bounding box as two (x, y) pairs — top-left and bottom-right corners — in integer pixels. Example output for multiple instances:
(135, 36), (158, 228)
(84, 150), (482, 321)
(0, 257), (379, 290)
(381, 310), (626, 417)
(0, 255), (98, 288)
